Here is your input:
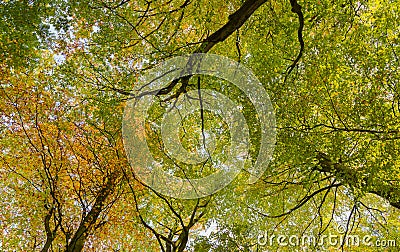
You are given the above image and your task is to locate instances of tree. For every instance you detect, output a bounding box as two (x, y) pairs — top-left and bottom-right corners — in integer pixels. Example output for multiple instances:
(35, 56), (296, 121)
(1, 0), (400, 251)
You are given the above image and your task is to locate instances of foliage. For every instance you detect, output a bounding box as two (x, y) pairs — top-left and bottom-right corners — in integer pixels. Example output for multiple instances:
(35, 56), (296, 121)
(1, 0), (400, 251)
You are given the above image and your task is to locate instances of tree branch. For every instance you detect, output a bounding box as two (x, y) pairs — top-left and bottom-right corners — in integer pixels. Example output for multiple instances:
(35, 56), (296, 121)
(285, 0), (305, 81)
(136, 0), (268, 100)
(315, 151), (400, 210)
(194, 0), (268, 54)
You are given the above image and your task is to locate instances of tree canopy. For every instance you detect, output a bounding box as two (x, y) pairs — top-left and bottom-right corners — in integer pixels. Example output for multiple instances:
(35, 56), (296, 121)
(1, 0), (400, 251)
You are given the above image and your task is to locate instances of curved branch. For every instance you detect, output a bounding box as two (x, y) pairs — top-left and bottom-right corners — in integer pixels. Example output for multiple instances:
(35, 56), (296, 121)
(285, 0), (305, 81)
(135, 0), (268, 100)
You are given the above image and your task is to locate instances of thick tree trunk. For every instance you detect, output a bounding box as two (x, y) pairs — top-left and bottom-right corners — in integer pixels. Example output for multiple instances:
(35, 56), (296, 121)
(41, 207), (57, 252)
(65, 171), (120, 252)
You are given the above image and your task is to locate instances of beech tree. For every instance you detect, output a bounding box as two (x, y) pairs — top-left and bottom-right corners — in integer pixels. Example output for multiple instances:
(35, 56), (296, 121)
(1, 0), (400, 251)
